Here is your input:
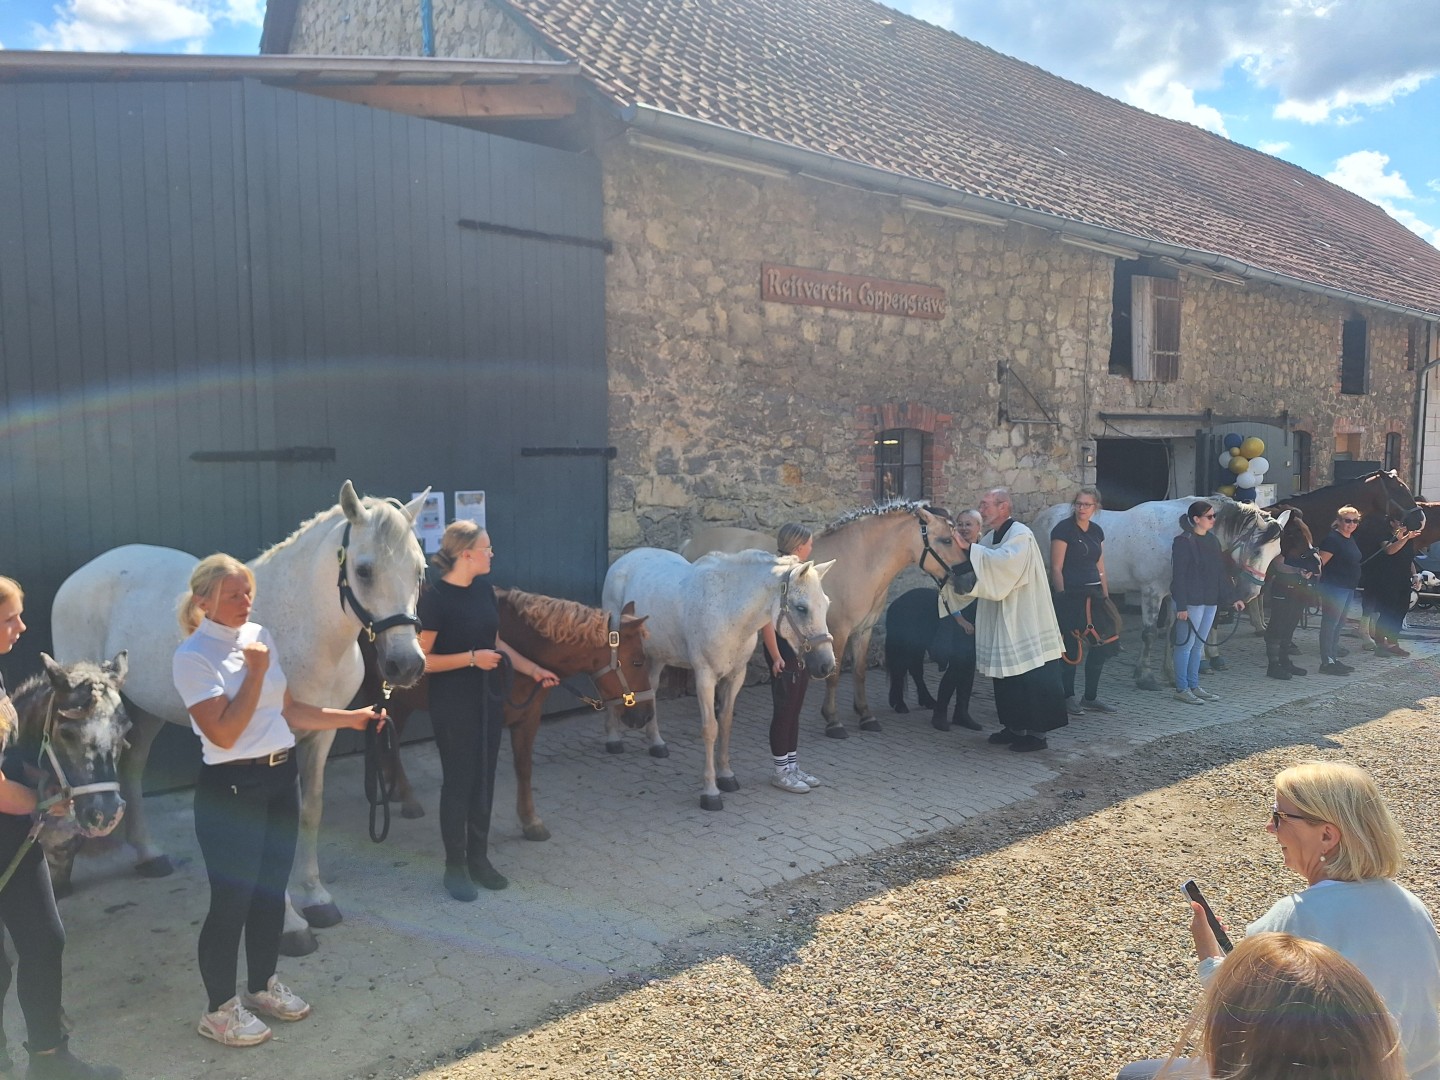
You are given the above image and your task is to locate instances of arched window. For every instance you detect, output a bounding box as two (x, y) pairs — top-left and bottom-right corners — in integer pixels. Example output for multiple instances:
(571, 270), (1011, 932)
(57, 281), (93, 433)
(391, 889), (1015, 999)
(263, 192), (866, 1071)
(1292, 431), (1312, 494)
(874, 428), (930, 501)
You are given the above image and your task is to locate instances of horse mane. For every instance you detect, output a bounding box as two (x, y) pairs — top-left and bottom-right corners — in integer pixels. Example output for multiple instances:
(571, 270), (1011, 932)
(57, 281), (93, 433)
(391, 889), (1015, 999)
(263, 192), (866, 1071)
(499, 588), (608, 647)
(5, 660), (111, 746)
(818, 500), (930, 538)
(252, 497), (416, 565)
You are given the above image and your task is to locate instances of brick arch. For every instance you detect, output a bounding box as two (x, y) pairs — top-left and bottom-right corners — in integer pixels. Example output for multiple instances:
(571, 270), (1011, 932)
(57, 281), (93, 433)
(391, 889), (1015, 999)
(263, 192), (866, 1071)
(852, 403), (954, 504)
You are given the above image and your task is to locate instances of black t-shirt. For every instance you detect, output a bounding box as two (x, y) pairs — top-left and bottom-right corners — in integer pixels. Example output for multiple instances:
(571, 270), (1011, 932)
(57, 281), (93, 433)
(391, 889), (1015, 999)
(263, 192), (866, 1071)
(1049, 516), (1105, 589)
(1320, 531), (1363, 590)
(417, 575), (499, 683)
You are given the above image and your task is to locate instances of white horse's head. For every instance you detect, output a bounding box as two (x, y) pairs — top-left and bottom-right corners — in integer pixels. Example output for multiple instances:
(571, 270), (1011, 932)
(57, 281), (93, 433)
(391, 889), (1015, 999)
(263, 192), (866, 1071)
(337, 481), (429, 688)
(776, 558), (837, 678)
(1213, 499), (1284, 599)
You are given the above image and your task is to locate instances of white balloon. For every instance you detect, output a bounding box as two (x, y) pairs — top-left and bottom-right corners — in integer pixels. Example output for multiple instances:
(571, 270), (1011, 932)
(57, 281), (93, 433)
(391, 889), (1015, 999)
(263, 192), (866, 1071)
(1237, 470), (1258, 488)
(1219, 449), (1237, 468)
(1250, 456), (1270, 475)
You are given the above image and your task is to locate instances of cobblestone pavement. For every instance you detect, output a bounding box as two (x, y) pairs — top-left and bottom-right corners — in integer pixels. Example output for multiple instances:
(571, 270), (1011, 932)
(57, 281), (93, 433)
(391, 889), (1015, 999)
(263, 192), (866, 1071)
(23, 619), (1439, 1079)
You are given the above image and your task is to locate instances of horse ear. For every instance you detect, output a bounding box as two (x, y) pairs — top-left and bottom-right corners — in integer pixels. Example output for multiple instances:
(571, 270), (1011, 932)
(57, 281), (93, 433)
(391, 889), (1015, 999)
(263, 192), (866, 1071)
(622, 600), (637, 616)
(339, 480), (370, 525)
(40, 653), (73, 689)
(812, 559), (837, 580)
(401, 487), (432, 525)
(1275, 509), (1292, 529)
(105, 650), (129, 687)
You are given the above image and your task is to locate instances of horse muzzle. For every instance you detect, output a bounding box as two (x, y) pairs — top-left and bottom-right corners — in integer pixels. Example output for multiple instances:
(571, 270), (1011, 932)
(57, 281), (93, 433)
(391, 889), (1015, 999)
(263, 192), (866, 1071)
(377, 639), (427, 688)
(802, 642), (837, 680)
(74, 792), (125, 839)
(1404, 507), (1426, 532)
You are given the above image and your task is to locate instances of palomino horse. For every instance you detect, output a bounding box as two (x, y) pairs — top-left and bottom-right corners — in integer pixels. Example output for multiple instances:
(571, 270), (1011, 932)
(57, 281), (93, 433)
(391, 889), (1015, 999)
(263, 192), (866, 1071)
(680, 501), (956, 738)
(1030, 496), (1294, 689)
(1, 653), (130, 1074)
(50, 482), (428, 956)
(357, 589), (653, 841)
(602, 549), (835, 810)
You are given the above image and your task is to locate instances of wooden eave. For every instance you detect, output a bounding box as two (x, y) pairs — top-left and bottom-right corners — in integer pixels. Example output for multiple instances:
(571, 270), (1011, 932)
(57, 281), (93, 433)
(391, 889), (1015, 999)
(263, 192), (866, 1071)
(0, 51), (583, 122)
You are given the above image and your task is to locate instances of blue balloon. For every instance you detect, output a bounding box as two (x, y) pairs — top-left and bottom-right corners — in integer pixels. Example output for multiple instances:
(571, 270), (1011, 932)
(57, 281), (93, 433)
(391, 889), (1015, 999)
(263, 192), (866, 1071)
(1234, 486), (1257, 502)
(1223, 433), (1243, 450)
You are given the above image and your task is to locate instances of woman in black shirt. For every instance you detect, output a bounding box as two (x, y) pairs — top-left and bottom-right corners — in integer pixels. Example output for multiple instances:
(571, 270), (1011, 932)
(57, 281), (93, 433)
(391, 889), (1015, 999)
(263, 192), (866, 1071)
(1050, 486), (1116, 715)
(418, 523), (559, 902)
(1316, 506), (1364, 674)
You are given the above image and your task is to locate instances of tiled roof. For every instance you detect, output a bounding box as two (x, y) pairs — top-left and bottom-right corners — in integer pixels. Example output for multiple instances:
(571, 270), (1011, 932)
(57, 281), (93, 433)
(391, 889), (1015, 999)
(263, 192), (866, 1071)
(493, 0), (1440, 318)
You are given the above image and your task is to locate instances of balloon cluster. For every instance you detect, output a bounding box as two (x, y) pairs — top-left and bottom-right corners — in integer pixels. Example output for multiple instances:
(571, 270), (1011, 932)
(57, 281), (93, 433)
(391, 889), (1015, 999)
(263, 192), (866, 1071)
(1215, 434), (1270, 502)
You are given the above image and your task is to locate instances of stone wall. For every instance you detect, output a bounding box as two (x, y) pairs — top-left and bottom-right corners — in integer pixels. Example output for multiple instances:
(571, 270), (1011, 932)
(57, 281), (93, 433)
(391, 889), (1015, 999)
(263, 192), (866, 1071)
(290, 0), (552, 60)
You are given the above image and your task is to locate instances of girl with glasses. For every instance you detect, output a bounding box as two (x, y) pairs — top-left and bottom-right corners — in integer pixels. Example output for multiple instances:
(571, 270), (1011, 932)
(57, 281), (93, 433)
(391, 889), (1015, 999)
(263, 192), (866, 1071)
(1316, 506), (1364, 674)
(1169, 501), (1244, 706)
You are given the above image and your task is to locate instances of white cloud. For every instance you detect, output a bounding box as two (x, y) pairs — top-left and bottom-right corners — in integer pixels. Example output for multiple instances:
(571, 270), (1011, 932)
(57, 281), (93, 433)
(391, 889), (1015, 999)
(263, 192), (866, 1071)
(1258, 140), (1292, 154)
(34, 0), (212, 51)
(223, 0), (263, 28)
(1326, 151), (1439, 247)
(1274, 73), (1429, 124)
(1123, 70), (1229, 134)
(1429, 179), (1440, 194)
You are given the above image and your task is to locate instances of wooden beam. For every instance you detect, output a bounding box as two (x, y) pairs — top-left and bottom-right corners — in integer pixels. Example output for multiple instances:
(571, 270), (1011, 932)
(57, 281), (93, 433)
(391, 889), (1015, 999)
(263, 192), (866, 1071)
(302, 82), (575, 119)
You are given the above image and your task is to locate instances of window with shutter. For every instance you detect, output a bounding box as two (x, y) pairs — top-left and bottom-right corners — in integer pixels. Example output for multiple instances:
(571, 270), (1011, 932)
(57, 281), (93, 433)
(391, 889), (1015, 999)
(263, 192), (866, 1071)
(1130, 275), (1181, 382)
(1341, 318), (1367, 395)
(874, 428), (930, 501)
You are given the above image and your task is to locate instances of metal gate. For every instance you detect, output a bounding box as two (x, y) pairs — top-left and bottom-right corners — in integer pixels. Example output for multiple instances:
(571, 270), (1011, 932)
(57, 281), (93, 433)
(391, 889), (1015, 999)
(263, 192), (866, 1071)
(1195, 421), (1295, 504)
(0, 79), (607, 745)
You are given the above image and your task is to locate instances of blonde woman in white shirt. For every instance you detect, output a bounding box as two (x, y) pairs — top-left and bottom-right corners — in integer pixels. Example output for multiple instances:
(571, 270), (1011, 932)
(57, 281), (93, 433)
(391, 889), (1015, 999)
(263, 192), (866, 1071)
(172, 555), (384, 1049)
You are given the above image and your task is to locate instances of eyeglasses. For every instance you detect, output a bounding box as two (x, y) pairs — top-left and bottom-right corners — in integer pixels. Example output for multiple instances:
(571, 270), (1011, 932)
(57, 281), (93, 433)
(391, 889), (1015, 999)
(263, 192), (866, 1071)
(1270, 804), (1321, 828)
(1199, 512), (1217, 520)
(1340, 518), (1361, 525)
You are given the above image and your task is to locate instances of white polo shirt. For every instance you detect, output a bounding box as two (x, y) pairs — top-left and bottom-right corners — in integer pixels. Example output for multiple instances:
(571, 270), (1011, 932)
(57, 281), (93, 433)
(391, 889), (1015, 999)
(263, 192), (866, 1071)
(173, 619), (296, 765)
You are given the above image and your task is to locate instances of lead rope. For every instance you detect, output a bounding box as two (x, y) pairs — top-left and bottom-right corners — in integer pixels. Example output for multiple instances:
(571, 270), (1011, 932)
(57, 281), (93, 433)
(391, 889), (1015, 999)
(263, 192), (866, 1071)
(0, 698), (67, 894)
(364, 683), (395, 843)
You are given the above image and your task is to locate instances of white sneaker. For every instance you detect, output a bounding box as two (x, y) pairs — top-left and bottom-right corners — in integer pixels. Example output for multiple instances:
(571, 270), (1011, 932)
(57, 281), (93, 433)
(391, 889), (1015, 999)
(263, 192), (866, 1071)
(198, 997), (272, 1047)
(770, 768), (810, 793)
(242, 976), (311, 1022)
(1173, 689), (1204, 705)
(1193, 687), (1220, 702)
(791, 766), (822, 788)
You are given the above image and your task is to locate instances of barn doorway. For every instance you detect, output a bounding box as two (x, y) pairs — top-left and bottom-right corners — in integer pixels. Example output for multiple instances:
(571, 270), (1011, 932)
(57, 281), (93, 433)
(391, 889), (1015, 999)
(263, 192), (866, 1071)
(1095, 437), (1171, 510)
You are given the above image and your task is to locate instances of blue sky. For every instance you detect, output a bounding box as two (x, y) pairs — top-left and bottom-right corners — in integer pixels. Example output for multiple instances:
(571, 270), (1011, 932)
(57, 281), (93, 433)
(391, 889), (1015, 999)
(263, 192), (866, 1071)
(2, 0), (1436, 246)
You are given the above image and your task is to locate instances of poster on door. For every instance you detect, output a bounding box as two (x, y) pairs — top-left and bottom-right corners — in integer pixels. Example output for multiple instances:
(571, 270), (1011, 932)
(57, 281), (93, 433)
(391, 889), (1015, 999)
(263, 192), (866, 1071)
(412, 491), (446, 553)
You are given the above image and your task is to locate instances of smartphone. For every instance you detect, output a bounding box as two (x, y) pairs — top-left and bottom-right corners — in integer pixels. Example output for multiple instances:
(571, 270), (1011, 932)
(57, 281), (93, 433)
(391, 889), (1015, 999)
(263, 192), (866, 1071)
(1181, 879), (1234, 954)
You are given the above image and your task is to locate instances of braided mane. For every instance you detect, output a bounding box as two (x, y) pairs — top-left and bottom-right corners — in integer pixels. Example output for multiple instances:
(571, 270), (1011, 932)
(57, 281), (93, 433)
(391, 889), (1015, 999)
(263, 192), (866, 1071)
(499, 588), (608, 647)
(818, 500), (931, 538)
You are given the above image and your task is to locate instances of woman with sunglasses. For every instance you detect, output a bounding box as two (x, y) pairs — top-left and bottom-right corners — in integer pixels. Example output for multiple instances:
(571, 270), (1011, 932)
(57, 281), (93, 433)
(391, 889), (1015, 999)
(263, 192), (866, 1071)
(1184, 762), (1440, 1080)
(1169, 501), (1244, 706)
(1316, 506), (1365, 674)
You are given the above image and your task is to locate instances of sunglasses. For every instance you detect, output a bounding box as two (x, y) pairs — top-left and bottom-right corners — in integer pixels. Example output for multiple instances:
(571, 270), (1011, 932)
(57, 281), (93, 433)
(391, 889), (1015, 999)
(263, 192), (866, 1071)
(1198, 512), (1217, 520)
(1340, 517), (1361, 525)
(1270, 804), (1322, 828)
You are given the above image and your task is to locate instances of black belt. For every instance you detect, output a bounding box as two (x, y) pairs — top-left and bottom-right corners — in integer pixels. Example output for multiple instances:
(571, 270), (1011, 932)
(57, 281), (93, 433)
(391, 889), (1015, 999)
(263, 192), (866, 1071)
(219, 749), (292, 768)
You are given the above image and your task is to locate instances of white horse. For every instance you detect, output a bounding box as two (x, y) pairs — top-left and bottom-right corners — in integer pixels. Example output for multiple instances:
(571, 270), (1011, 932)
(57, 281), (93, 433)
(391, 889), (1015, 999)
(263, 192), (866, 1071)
(51, 481), (428, 956)
(1030, 496), (1289, 689)
(681, 502), (957, 738)
(601, 549), (836, 810)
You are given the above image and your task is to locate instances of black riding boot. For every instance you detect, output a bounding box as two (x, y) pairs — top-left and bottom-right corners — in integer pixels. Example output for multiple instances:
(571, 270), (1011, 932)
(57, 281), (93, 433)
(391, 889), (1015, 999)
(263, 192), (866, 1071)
(1265, 640), (1292, 680)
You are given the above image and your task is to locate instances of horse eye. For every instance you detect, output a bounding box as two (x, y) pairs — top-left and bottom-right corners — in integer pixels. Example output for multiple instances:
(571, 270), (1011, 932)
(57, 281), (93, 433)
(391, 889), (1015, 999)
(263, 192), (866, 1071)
(940, 537), (954, 545)
(356, 565), (374, 583)
(795, 603), (809, 615)
(631, 659), (644, 668)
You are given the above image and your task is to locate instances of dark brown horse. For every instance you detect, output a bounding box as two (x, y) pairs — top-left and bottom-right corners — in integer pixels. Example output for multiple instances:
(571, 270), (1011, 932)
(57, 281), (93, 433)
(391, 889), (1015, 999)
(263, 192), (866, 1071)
(1273, 470), (1424, 535)
(357, 589), (651, 842)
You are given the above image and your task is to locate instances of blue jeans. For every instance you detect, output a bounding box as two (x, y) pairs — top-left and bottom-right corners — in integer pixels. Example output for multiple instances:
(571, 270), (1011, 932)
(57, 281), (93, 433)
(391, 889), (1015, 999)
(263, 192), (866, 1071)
(1317, 583), (1354, 663)
(1172, 604), (1216, 691)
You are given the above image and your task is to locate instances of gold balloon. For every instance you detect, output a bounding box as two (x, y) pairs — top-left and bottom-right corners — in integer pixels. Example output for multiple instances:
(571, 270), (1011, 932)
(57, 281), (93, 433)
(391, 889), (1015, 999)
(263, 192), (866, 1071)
(1218, 484), (1236, 496)
(1229, 456), (1250, 475)
(1240, 437), (1265, 458)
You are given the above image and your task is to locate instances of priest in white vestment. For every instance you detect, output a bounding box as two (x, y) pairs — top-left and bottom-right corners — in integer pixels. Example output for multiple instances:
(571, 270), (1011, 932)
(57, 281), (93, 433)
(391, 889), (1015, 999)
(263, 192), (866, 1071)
(939, 488), (1067, 751)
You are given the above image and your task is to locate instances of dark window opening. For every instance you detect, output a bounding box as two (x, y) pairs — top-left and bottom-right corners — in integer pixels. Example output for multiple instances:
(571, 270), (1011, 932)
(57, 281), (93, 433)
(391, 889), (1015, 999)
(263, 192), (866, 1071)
(1109, 259), (1180, 381)
(1094, 437), (1170, 510)
(1385, 432), (1402, 472)
(1292, 431), (1312, 494)
(1341, 317), (1368, 395)
(875, 428), (929, 501)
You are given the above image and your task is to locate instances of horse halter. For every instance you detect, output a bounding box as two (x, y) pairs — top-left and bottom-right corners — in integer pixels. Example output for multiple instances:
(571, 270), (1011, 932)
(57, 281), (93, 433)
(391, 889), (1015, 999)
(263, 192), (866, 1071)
(777, 564), (835, 655)
(336, 522), (423, 642)
(916, 512), (955, 587)
(36, 694), (123, 810)
(577, 612), (657, 712)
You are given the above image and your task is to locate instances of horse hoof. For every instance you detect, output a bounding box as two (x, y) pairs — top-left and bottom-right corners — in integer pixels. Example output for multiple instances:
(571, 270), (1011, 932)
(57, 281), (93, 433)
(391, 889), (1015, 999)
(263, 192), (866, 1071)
(859, 718), (883, 733)
(401, 803), (426, 820)
(648, 744), (670, 759)
(700, 794), (724, 811)
(302, 902), (342, 929)
(135, 855), (174, 879)
(1135, 676), (1162, 691)
(892, 701), (909, 713)
(522, 823), (552, 842)
(918, 698), (937, 710)
(717, 775), (740, 793)
(605, 741), (625, 755)
(279, 928), (319, 958)
(1210, 657), (1229, 671)
(824, 723), (849, 740)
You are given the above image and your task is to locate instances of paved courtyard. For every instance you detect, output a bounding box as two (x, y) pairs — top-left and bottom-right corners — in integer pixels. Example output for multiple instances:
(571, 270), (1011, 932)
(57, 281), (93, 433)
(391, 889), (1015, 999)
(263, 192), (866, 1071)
(22, 616), (1440, 1079)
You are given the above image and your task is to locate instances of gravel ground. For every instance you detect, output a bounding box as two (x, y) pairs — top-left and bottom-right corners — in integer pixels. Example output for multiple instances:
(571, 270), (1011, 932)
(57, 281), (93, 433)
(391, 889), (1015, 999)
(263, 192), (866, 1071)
(412, 658), (1440, 1080)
